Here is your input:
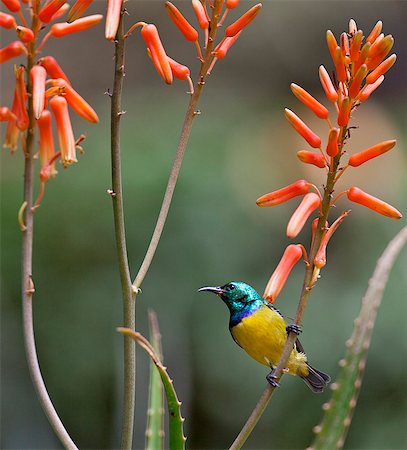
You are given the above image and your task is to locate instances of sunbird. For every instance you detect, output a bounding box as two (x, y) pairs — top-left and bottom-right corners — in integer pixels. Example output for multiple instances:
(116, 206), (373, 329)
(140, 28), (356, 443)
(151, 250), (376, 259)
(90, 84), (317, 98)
(199, 281), (330, 393)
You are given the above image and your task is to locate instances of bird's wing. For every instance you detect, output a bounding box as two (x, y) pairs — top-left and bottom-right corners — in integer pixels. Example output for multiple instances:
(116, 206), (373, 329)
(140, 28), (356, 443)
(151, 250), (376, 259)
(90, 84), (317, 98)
(295, 338), (305, 354)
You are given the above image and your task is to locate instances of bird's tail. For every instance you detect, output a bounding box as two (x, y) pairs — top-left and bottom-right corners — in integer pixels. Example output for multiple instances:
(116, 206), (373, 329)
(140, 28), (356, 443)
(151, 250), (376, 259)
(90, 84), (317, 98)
(301, 364), (331, 393)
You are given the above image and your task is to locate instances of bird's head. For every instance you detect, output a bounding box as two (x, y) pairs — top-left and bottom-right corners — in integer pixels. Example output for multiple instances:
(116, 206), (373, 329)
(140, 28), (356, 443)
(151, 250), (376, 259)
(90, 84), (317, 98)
(198, 281), (261, 311)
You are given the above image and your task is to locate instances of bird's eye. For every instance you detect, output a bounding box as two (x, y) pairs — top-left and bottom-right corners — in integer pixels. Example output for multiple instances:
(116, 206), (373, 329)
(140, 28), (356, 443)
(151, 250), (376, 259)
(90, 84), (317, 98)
(226, 283), (235, 291)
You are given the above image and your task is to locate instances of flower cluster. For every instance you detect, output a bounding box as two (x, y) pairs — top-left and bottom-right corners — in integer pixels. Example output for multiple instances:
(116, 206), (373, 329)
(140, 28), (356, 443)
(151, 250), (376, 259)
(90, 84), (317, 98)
(1, 0), (101, 204)
(256, 19), (402, 303)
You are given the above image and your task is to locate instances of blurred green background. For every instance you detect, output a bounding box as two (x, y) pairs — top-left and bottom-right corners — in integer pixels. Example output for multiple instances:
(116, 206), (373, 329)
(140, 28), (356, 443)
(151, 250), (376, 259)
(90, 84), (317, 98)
(1, 1), (407, 448)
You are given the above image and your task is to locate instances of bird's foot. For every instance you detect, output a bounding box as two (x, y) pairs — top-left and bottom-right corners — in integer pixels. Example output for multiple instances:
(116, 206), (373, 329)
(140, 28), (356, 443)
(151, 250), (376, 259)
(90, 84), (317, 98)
(286, 324), (302, 335)
(266, 370), (280, 388)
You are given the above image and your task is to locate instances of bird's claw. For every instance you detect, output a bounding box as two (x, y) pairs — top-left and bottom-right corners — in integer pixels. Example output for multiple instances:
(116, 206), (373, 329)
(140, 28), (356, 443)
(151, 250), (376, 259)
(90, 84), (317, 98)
(286, 324), (302, 335)
(266, 371), (280, 388)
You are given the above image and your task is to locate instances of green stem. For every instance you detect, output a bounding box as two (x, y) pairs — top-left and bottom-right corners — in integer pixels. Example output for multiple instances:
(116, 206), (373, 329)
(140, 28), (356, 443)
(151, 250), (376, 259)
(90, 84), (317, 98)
(109, 11), (136, 450)
(21, 12), (78, 450)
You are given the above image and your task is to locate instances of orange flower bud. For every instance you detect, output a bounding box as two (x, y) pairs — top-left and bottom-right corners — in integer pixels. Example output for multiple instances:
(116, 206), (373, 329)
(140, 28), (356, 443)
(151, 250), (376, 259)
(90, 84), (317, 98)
(286, 193), (321, 238)
(51, 78), (99, 123)
(0, 40), (26, 63)
(1, 0), (20, 12)
(50, 14), (103, 37)
(31, 65), (47, 119)
(348, 64), (367, 98)
(326, 30), (338, 62)
(39, 0), (67, 23)
(4, 118), (20, 151)
(290, 83), (328, 119)
(49, 95), (77, 166)
(358, 75), (384, 101)
(141, 24), (173, 85)
(297, 151), (326, 168)
(349, 30), (363, 62)
(225, 3), (262, 37)
(51, 2), (70, 20)
(191, 0), (208, 29)
(347, 187), (402, 219)
(213, 32), (241, 59)
(0, 11), (17, 28)
(348, 139), (396, 167)
(0, 106), (16, 121)
(12, 65), (28, 130)
(105, 0), (122, 40)
(333, 46), (347, 83)
(165, 1), (198, 42)
(37, 110), (57, 178)
(227, 0), (240, 7)
(256, 179), (310, 207)
(319, 65), (338, 103)
(16, 26), (35, 43)
(366, 20), (382, 44)
(68, 0), (93, 23)
(284, 108), (321, 148)
(337, 96), (351, 127)
(39, 56), (70, 83)
(263, 244), (303, 303)
(340, 32), (350, 57)
(353, 41), (371, 73)
(365, 54), (396, 85)
(366, 34), (394, 70)
(326, 127), (340, 157)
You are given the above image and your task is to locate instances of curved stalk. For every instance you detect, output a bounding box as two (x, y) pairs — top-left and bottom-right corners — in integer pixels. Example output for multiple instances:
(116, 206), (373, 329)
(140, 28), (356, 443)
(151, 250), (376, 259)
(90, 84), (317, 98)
(21, 12), (78, 450)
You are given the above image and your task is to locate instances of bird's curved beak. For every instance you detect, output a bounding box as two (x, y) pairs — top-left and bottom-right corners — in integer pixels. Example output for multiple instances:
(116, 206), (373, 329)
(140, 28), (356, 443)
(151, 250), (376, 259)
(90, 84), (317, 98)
(198, 286), (224, 296)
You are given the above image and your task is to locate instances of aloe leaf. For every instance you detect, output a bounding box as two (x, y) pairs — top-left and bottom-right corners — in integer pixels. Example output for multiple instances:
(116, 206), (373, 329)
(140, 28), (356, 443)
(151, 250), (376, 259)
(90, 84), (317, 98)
(117, 327), (186, 450)
(310, 226), (407, 450)
(145, 310), (164, 450)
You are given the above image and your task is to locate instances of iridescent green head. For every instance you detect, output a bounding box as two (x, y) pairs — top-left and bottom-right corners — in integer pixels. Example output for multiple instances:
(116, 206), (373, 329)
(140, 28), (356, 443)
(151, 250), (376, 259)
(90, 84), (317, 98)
(198, 281), (261, 312)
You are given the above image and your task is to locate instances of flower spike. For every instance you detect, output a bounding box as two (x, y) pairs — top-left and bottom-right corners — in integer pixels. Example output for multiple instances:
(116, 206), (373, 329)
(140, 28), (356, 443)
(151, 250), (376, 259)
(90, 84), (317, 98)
(31, 65), (47, 119)
(105, 0), (123, 40)
(347, 187), (402, 219)
(286, 193), (321, 239)
(290, 83), (329, 119)
(284, 108), (321, 148)
(348, 140), (396, 167)
(256, 180), (310, 207)
(225, 3), (262, 37)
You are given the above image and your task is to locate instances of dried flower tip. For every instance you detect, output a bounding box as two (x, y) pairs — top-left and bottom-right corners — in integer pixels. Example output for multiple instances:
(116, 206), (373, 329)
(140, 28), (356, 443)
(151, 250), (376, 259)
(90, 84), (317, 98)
(348, 140), (396, 167)
(366, 54), (396, 85)
(31, 65), (47, 119)
(284, 108), (321, 148)
(366, 34), (394, 70)
(347, 187), (402, 219)
(105, 0), (122, 40)
(39, 0), (67, 23)
(337, 96), (351, 127)
(297, 151), (326, 168)
(16, 26), (34, 43)
(165, 2), (198, 42)
(191, 0), (208, 29)
(0, 40), (26, 63)
(326, 127), (340, 157)
(51, 78), (99, 123)
(1, 0), (20, 12)
(0, 106), (17, 121)
(49, 95), (77, 166)
(290, 83), (328, 119)
(37, 110), (57, 178)
(286, 193), (321, 238)
(326, 30), (338, 62)
(348, 64), (367, 98)
(334, 46), (347, 83)
(141, 24), (173, 85)
(0, 11), (17, 28)
(263, 244), (303, 303)
(318, 65), (338, 103)
(39, 56), (70, 83)
(358, 75), (384, 101)
(256, 179), (310, 207)
(68, 0), (93, 23)
(366, 20), (382, 44)
(225, 3), (262, 38)
(213, 32), (241, 59)
(350, 30), (363, 62)
(12, 65), (28, 130)
(50, 14), (103, 37)
(348, 19), (357, 35)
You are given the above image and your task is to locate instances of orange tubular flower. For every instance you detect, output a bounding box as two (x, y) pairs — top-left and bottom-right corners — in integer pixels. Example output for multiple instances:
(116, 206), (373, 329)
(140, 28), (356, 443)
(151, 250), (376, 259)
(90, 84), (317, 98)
(49, 95), (77, 166)
(366, 34), (394, 70)
(286, 192), (321, 239)
(284, 108), (321, 148)
(0, 11), (17, 28)
(326, 127), (340, 157)
(2, 0), (20, 12)
(319, 65), (338, 103)
(50, 14), (103, 37)
(366, 20), (382, 44)
(0, 40), (26, 63)
(191, 0), (208, 30)
(51, 2), (70, 20)
(347, 187), (402, 219)
(31, 65), (47, 119)
(0, 106), (17, 121)
(357, 75), (384, 102)
(337, 96), (351, 127)
(348, 64), (367, 98)
(68, 0), (93, 23)
(51, 78), (99, 123)
(165, 2), (198, 42)
(353, 41), (371, 73)
(263, 244), (303, 303)
(290, 83), (328, 119)
(39, 56), (70, 83)
(333, 46), (347, 83)
(167, 56), (194, 93)
(365, 54), (396, 85)
(213, 32), (241, 59)
(105, 0), (122, 40)
(16, 26), (35, 43)
(141, 24), (173, 85)
(297, 151), (326, 168)
(348, 140), (396, 167)
(256, 179), (310, 207)
(4, 119), (19, 151)
(349, 30), (363, 62)
(37, 110), (57, 178)
(13, 66), (28, 130)
(225, 3), (262, 37)
(39, 0), (67, 23)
